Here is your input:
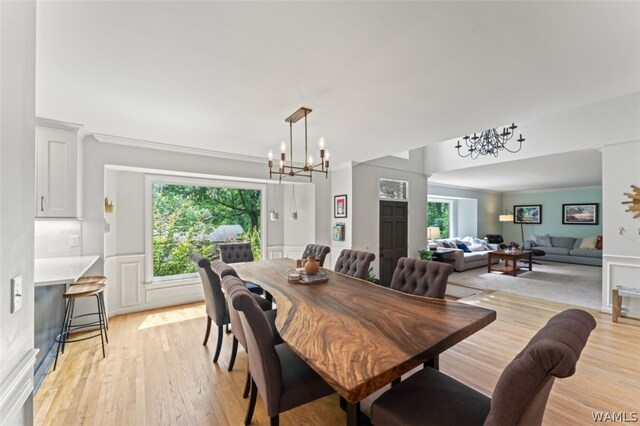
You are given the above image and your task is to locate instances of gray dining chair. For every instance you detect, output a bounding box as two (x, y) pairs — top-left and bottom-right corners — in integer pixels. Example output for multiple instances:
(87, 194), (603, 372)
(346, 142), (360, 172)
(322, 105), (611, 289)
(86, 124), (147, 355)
(190, 254), (271, 364)
(218, 242), (264, 296)
(389, 257), (453, 299)
(301, 244), (331, 267)
(371, 309), (596, 426)
(334, 249), (375, 280)
(226, 274), (335, 426)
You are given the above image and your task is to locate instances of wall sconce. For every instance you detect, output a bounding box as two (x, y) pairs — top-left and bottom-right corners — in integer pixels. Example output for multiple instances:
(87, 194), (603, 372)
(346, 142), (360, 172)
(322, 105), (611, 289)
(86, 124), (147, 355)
(104, 197), (114, 213)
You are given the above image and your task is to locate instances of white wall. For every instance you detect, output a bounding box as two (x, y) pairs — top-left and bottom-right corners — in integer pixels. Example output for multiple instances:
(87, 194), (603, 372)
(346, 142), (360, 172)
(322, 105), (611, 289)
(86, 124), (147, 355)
(602, 140), (640, 317)
(0, 1), (37, 424)
(425, 92), (640, 173)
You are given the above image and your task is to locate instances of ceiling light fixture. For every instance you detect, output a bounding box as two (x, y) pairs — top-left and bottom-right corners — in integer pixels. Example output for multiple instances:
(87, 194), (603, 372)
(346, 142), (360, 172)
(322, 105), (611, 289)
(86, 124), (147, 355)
(268, 107), (329, 182)
(455, 124), (525, 160)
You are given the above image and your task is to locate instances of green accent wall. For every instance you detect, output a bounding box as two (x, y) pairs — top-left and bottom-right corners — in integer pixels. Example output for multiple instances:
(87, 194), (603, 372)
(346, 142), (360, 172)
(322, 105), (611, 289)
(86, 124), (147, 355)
(502, 187), (602, 244)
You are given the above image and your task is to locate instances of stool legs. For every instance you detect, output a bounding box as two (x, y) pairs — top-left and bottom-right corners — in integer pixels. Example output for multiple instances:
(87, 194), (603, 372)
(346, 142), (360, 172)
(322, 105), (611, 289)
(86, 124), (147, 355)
(95, 294), (106, 358)
(53, 299), (72, 371)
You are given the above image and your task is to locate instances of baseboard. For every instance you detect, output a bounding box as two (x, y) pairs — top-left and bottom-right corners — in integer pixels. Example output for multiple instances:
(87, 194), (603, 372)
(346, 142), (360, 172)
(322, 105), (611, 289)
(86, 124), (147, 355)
(34, 342), (58, 394)
(0, 348), (39, 425)
(108, 295), (204, 317)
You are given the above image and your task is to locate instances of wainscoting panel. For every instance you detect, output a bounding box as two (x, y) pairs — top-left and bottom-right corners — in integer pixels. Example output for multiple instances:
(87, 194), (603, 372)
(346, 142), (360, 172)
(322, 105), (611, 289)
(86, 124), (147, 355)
(120, 259), (142, 307)
(603, 255), (640, 318)
(266, 246), (284, 260)
(0, 349), (38, 425)
(284, 245), (306, 260)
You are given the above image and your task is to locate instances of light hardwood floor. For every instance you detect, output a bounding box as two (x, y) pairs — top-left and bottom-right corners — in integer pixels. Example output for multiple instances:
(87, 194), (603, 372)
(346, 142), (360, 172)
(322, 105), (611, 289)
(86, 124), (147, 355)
(35, 290), (640, 425)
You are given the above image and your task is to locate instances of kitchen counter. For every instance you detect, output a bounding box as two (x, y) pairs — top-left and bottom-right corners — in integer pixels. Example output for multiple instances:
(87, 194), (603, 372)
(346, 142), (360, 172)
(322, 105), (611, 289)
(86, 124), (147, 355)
(34, 255), (100, 286)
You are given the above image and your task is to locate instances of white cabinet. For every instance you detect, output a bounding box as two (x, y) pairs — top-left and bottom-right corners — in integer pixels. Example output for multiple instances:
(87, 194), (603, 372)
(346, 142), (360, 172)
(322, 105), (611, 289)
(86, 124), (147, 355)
(35, 120), (83, 217)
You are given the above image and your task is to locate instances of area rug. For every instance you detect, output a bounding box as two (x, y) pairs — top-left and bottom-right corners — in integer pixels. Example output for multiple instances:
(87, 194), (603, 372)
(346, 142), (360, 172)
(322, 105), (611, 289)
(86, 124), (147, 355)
(448, 261), (602, 309)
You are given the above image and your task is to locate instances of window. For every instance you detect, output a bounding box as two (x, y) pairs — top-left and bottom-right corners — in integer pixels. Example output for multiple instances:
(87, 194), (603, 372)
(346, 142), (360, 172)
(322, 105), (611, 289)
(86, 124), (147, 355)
(427, 199), (451, 239)
(151, 181), (263, 280)
(379, 178), (408, 200)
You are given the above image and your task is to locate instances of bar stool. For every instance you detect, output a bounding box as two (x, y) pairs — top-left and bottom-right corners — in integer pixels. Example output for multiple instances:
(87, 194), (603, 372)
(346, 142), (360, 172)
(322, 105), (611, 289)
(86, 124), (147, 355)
(53, 283), (108, 371)
(71, 276), (108, 330)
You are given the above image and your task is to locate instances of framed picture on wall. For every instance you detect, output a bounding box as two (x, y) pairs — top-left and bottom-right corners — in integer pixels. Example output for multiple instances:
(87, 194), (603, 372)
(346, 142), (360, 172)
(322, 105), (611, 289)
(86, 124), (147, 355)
(562, 203), (599, 225)
(334, 194), (347, 218)
(513, 205), (542, 224)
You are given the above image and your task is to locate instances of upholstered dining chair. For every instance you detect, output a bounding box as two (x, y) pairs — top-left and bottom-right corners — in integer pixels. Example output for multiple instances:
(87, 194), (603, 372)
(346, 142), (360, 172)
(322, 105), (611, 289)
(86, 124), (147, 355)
(300, 244), (331, 267)
(190, 254), (271, 365)
(389, 257), (453, 299)
(371, 309), (596, 426)
(212, 260), (280, 371)
(226, 275), (335, 426)
(218, 242), (264, 296)
(334, 249), (376, 280)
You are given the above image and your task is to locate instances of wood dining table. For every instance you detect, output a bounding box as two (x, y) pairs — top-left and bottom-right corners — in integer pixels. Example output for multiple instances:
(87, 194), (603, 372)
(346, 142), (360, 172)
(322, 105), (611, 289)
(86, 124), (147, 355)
(233, 258), (497, 425)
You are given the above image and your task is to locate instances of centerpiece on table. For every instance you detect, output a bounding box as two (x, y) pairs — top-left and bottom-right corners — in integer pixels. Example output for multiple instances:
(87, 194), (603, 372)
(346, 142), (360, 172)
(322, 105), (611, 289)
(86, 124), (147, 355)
(289, 254), (328, 284)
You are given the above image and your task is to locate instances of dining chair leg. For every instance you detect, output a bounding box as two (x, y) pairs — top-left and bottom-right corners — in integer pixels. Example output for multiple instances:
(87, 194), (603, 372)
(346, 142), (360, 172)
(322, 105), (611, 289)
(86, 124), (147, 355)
(203, 316), (212, 346)
(53, 299), (71, 371)
(213, 324), (223, 363)
(228, 336), (238, 371)
(242, 370), (251, 399)
(244, 379), (258, 425)
(270, 415), (279, 426)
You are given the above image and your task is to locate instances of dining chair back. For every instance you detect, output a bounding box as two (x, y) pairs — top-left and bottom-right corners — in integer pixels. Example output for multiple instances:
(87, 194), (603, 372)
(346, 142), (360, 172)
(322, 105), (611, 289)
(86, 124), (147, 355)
(389, 257), (453, 298)
(219, 242), (254, 263)
(227, 275), (334, 425)
(301, 244), (331, 267)
(370, 309), (596, 426)
(334, 249), (375, 280)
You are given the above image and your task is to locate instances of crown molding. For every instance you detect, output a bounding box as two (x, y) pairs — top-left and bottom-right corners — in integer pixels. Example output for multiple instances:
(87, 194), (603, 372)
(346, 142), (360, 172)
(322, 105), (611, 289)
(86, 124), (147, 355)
(35, 117), (84, 132)
(428, 181), (503, 195)
(502, 184), (602, 195)
(92, 133), (266, 164)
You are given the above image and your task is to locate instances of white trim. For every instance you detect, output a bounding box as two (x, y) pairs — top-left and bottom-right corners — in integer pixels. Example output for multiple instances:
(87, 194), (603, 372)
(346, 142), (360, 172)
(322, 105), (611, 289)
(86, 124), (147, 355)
(94, 133), (266, 164)
(502, 185), (602, 194)
(602, 256), (640, 314)
(35, 117), (83, 132)
(108, 294), (204, 317)
(143, 174), (267, 283)
(427, 181), (502, 195)
(603, 254), (640, 260)
(0, 349), (38, 425)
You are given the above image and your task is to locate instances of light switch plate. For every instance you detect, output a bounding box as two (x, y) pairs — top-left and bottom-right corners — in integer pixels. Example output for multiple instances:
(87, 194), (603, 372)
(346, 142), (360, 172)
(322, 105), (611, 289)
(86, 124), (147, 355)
(11, 275), (22, 313)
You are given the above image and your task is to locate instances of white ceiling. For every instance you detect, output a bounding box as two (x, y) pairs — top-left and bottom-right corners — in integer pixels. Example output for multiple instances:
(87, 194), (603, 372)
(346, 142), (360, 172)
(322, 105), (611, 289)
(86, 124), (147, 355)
(36, 2), (640, 164)
(428, 149), (603, 192)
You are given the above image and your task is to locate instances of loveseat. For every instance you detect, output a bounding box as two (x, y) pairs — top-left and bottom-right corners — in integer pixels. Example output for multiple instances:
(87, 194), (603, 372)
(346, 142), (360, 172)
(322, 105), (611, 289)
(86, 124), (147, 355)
(436, 237), (500, 272)
(523, 235), (602, 266)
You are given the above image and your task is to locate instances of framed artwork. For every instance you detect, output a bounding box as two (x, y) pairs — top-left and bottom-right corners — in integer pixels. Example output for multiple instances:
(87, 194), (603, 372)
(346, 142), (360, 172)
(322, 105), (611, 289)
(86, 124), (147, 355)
(563, 203), (599, 225)
(333, 223), (346, 241)
(514, 205), (542, 224)
(334, 194), (347, 218)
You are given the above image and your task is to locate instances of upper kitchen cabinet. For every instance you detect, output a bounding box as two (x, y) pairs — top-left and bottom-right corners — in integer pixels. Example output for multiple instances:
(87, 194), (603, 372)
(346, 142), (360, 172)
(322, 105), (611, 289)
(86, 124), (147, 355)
(35, 119), (85, 218)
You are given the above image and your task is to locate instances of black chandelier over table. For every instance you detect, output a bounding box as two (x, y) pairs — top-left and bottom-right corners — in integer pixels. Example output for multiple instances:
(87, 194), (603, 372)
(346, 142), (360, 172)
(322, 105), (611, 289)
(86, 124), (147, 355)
(455, 123), (525, 160)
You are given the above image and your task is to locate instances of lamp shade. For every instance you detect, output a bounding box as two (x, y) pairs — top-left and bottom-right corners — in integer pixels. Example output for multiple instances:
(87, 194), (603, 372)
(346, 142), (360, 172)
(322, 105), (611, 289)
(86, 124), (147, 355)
(499, 214), (514, 222)
(427, 226), (441, 239)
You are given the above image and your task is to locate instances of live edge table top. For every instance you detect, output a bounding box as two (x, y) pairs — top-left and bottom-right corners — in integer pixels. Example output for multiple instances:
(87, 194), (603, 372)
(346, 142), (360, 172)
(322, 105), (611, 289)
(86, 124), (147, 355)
(233, 258), (497, 404)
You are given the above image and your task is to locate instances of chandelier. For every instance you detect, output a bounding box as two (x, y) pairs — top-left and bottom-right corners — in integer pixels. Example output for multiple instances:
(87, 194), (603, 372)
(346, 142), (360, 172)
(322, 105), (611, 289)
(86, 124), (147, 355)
(455, 123), (525, 159)
(268, 107), (329, 182)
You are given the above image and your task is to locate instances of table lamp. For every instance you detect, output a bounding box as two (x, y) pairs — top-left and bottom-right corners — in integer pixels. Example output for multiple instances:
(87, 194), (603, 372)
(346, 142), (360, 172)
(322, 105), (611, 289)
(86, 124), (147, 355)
(427, 226), (440, 251)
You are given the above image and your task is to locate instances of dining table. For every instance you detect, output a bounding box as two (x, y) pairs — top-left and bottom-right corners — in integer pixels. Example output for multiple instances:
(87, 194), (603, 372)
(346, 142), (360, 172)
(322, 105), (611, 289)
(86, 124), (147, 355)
(233, 258), (497, 425)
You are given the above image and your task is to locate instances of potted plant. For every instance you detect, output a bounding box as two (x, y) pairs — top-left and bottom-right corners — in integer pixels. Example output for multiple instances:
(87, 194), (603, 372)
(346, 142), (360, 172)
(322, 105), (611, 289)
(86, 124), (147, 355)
(418, 249), (433, 261)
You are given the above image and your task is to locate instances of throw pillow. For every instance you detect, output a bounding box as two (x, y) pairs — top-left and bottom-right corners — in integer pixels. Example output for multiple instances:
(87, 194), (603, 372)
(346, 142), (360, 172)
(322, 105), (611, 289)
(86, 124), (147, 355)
(469, 244), (486, 252)
(580, 236), (598, 249)
(532, 234), (551, 247)
(596, 235), (603, 250)
(573, 239), (583, 249)
(455, 242), (472, 253)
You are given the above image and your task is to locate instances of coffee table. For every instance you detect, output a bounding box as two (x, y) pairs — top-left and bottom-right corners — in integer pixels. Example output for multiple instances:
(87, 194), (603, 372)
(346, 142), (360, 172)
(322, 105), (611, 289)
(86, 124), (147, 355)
(488, 249), (533, 276)
(430, 248), (456, 263)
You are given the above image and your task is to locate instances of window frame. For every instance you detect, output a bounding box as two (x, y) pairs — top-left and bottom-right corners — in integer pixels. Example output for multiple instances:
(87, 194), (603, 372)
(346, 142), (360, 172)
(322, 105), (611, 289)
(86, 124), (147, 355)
(144, 174), (267, 284)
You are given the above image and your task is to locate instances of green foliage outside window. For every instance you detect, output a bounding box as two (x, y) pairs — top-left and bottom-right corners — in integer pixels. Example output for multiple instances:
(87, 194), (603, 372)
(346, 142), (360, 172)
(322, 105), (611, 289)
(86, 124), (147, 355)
(153, 183), (262, 277)
(427, 201), (450, 239)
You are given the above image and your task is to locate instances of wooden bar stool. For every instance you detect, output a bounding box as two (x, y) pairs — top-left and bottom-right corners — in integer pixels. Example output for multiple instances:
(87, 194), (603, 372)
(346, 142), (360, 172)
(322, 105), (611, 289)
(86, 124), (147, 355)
(53, 283), (108, 371)
(71, 276), (108, 330)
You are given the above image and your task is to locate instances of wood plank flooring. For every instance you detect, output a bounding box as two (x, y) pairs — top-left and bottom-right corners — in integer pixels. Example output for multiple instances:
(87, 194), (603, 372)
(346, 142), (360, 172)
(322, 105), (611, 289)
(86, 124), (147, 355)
(35, 290), (640, 425)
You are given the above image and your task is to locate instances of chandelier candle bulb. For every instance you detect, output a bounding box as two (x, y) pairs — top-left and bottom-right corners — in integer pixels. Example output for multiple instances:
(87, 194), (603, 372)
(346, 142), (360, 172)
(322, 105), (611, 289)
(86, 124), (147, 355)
(280, 141), (286, 152)
(318, 137), (325, 149)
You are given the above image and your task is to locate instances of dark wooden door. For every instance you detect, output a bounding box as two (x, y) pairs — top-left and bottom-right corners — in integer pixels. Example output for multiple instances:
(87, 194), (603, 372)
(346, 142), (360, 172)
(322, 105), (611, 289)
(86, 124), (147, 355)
(379, 201), (408, 286)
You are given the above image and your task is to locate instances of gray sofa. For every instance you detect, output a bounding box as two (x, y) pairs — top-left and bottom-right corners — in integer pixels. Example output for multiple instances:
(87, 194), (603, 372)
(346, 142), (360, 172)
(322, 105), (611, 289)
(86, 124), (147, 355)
(524, 236), (602, 266)
(436, 238), (500, 272)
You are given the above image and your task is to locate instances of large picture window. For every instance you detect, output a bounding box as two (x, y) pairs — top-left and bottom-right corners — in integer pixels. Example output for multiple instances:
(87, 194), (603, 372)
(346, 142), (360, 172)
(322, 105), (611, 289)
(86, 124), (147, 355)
(152, 182), (262, 279)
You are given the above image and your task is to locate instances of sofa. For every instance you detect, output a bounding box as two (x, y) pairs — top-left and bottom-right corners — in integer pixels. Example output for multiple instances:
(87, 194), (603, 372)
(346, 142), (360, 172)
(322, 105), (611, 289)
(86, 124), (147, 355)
(436, 237), (500, 272)
(524, 235), (602, 266)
